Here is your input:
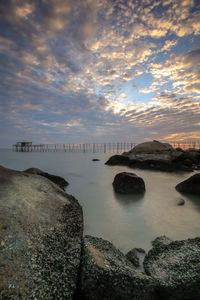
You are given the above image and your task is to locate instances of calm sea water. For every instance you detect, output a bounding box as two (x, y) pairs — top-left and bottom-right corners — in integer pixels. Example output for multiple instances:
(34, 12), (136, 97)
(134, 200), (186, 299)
(0, 149), (200, 252)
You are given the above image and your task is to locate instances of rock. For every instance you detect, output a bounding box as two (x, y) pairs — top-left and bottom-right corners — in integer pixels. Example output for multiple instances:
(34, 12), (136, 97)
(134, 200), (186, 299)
(126, 249), (140, 267)
(151, 235), (173, 248)
(129, 159), (177, 172)
(175, 147), (184, 152)
(0, 165), (83, 299)
(177, 198), (185, 206)
(129, 140), (173, 153)
(80, 235), (156, 300)
(144, 237), (200, 300)
(24, 167), (69, 190)
(105, 154), (131, 165)
(126, 248), (146, 268)
(112, 172), (145, 194)
(172, 151), (200, 168)
(175, 173), (200, 194)
(106, 141), (200, 172)
(92, 159), (100, 161)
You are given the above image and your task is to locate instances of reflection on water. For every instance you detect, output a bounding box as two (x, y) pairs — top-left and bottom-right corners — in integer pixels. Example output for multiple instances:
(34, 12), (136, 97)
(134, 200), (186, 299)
(113, 191), (145, 206)
(0, 149), (200, 252)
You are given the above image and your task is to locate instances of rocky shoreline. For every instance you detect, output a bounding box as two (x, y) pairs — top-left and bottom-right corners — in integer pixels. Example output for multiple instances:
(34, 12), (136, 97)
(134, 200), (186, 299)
(1, 163), (200, 299)
(105, 140), (200, 172)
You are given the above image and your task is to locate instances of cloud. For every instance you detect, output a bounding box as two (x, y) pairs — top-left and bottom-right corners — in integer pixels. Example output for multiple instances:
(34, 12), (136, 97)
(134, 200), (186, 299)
(0, 0), (200, 146)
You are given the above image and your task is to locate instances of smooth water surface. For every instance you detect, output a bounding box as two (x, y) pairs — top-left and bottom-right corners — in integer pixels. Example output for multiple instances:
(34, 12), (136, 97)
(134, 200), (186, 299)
(0, 149), (200, 252)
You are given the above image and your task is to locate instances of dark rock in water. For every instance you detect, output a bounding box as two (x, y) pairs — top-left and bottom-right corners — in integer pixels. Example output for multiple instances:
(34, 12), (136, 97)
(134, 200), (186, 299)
(151, 235), (173, 248)
(105, 154), (131, 165)
(92, 159), (100, 161)
(113, 172), (145, 194)
(144, 237), (200, 300)
(0, 165), (83, 299)
(24, 167), (69, 190)
(80, 235), (156, 300)
(175, 173), (200, 194)
(126, 248), (140, 267)
(177, 198), (185, 206)
(129, 159), (177, 172)
(175, 147), (184, 152)
(126, 248), (146, 268)
(172, 151), (200, 168)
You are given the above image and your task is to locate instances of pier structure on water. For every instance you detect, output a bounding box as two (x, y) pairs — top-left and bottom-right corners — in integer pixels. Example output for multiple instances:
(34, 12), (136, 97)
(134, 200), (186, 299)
(13, 140), (200, 153)
(13, 142), (137, 153)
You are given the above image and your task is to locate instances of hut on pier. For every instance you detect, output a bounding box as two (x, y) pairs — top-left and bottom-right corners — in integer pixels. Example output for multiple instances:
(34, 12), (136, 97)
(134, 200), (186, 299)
(14, 142), (32, 152)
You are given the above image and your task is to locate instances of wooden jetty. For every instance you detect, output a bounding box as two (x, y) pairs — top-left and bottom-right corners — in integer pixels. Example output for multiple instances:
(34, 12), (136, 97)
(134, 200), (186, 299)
(13, 142), (137, 153)
(13, 140), (200, 153)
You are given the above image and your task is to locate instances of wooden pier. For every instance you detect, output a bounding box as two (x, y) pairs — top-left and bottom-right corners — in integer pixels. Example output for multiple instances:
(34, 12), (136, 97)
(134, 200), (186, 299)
(13, 140), (200, 153)
(13, 142), (137, 153)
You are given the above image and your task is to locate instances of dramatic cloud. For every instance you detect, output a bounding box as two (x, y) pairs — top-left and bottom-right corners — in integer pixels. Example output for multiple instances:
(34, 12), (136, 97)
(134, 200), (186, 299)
(0, 0), (200, 146)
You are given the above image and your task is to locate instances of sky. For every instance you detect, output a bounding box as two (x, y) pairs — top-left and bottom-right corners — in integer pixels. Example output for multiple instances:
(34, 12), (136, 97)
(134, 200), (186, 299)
(0, 0), (200, 147)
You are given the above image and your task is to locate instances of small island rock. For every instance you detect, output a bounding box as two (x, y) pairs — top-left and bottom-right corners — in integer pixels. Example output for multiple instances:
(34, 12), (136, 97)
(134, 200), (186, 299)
(113, 172), (145, 194)
(175, 173), (200, 194)
(105, 140), (200, 172)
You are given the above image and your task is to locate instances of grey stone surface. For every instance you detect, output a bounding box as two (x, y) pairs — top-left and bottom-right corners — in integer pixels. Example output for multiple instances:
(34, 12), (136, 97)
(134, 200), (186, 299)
(125, 248), (146, 268)
(24, 167), (69, 190)
(176, 173), (200, 194)
(0, 165), (83, 299)
(80, 235), (156, 300)
(151, 235), (173, 248)
(113, 172), (145, 194)
(144, 237), (200, 300)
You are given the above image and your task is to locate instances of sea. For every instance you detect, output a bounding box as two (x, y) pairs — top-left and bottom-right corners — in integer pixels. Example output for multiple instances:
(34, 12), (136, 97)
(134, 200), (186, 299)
(0, 149), (200, 253)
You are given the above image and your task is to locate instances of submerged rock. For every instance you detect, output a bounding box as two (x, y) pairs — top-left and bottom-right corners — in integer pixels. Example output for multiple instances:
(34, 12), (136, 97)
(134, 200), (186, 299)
(177, 198), (185, 206)
(24, 167), (69, 190)
(113, 172), (145, 194)
(144, 237), (200, 300)
(175, 173), (200, 194)
(0, 165), (83, 299)
(80, 235), (156, 300)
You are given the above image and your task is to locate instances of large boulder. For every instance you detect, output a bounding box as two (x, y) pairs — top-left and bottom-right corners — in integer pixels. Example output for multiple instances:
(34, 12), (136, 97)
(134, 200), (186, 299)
(175, 173), (200, 194)
(129, 140), (173, 153)
(24, 167), (69, 190)
(113, 172), (145, 194)
(79, 235), (156, 300)
(144, 237), (200, 300)
(0, 165), (83, 299)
